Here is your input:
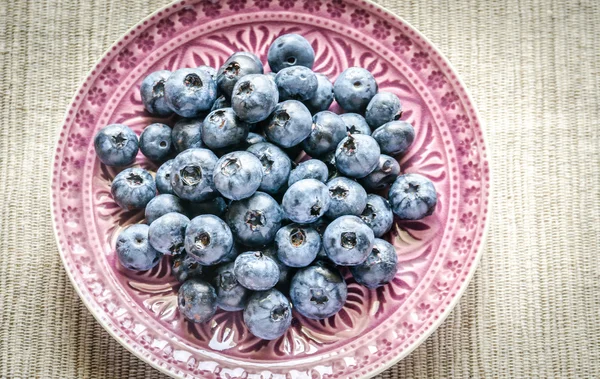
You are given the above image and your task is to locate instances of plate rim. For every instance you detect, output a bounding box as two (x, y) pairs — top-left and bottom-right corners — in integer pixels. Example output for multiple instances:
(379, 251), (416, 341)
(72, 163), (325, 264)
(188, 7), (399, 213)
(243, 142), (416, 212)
(50, 0), (491, 377)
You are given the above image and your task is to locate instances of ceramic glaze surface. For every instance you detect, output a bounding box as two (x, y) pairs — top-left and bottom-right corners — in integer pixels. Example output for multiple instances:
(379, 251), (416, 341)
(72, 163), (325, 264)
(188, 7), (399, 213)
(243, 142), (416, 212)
(51, 1), (490, 377)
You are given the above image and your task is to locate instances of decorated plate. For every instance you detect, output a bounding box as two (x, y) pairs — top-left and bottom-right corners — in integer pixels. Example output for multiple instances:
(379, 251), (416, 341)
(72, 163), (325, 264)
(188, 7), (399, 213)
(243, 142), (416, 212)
(51, 0), (490, 377)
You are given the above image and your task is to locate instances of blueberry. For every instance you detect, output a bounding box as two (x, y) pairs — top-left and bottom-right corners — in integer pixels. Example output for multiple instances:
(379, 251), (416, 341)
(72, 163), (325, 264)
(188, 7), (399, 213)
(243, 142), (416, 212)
(140, 70), (173, 117)
(333, 67), (378, 112)
(339, 113), (371, 135)
(275, 66), (318, 101)
(148, 212), (190, 255)
(246, 142), (291, 195)
(260, 245), (291, 284)
(111, 168), (156, 210)
(359, 154), (400, 191)
(187, 196), (228, 218)
(267, 33), (315, 73)
(360, 194), (394, 238)
(213, 262), (250, 311)
(164, 68), (217, 117)
(303, 73), (334, 113)
(245, 132), (266, 146)
(365, 92), (402, 129)
(243, 289), (292, 340)
(282, 179), (331, 224)
(213, 151), (263, 200)
(388, 173), (437, 220)
(155, 159), (175, 194)
(170, 148), (218, 202)
(171, 118), (204, 152)
(210, 95), (231, 112)
(185, 214), (233, 265)
(275, 224), (321, 267)
(231, 74), (279, 123)
(323, 215), (374, 265)
(202, 108), (250, 149)
(301, 111), (346, 157)
(335, 134), (380, 178)
(116, 224), (162, 271)
(325, 177), (367, 219)
(232, 51), (263, 68)
(139, 123), (172, 162)
(311, 217), (330, 236)
(225, 191), (283, 247)
(217, 53), (264, 99)
(264, 100), (313, 147)
(371, 121), (415, 156)
(290, 261), (347, 319)
(350, 238), (398, 288)
(234, 251), (280, 290)
(145, 194), (185, 224)
(288, 159), (328, 186)
(172, 252), (204, 282)
(178, 279), (217, 323)
(197, 65), (217, 81)
(94, 124), (139, 166)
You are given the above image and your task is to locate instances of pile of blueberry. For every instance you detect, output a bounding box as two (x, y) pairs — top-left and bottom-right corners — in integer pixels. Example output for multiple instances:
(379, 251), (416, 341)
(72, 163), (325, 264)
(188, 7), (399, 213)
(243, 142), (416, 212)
(95, 34), (437, 340)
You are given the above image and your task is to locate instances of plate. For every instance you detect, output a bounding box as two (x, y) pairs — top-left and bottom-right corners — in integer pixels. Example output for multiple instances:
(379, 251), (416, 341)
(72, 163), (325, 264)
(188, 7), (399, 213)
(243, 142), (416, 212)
(51, 0), (490, 377)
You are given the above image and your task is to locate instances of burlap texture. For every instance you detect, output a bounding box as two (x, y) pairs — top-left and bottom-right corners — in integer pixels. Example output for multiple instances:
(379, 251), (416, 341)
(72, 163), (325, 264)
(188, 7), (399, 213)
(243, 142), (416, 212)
(0, 0), (598, 377)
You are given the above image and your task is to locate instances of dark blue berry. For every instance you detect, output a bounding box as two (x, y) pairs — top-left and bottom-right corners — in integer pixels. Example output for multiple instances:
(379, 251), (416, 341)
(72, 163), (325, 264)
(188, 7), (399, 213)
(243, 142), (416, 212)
(323, 215), (374, 266)
(290, 262), (347, 319)
(303, 73), (334, 113)
(185, 215), (234, 265)
(267, 33), (315, 73)
(365, 92), (402, 129)
(217, 53), (264, 99)
(371, 121), (415, 156)
(301, 111), (346, 157)
(335, 134), (381, 178)
(350, 238), (398, 289)
(360, 194), (394, 238)
(225, 191), (284, 247)
(282, 179), (331, 224)
(246, 142), (291, 195)
(202, 108), (249, 149)
(359, 154), (400, 191)
(275, 66), (318, 101)
(388, 174), (437, 220)
(213, 151), (263, 200)
(275, 224), (321, 267)
(116, 224), (162, 271)
(172, 252), (204, 282)
(155, 159), (175, 195)
(264, 100), (313, 148)
(231, 74), (279, 123)
(178, 279), (217, 323)
(325, 177), (367, 219)
(94, 124), (139, 167)
(288, 159), (329, 186)
(243, 289), (292, 340)
(170, 148), (218, 202)
(333, 67), (378, 112)
(148, 212), (190, 255)
(234, 251), (280, 290)
(339, 113), (371, 135)
(171, 118), (204, 152)
(165, 68), (217, 117)
(213, 262), (250, 311)
(139, 123), (172, 162)
(140, 70), (173, 117)
(187, 196), (228, 218)
(145, 194), (185, 224)
(111, 167), (156, 210)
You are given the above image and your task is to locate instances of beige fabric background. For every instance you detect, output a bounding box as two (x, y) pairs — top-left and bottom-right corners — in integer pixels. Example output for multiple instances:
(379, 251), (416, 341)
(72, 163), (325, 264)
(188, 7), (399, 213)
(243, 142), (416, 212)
(0, 0), (598, 377)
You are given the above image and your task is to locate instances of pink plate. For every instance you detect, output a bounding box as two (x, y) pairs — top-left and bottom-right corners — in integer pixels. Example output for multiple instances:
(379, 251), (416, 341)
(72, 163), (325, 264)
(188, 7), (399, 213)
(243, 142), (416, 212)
(51, 0), (490, 377)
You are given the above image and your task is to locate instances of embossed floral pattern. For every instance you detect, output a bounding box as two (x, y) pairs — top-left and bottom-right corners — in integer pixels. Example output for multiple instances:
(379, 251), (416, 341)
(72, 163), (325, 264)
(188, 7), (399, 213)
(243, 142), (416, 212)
(411, 51), (430, 71)
(427, 70), (446, 89)
(372, 20), (391, 39)
(117, 49), (137, 69)
(393, 34), (412, 53)
(326, 0), (345, 17)
(156, 18), (176, 38)
(350, 9), (370, 27)
(136, 32), (155, 52)
(53, 2), (488, 378)
(303, 0), (322, 12)
(99, 67), (119, 86)
(228, 0), (247, 11)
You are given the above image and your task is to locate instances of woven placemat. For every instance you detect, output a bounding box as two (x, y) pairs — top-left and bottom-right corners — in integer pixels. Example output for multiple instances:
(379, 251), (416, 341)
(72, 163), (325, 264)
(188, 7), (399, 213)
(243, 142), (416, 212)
(1, 0), (598, 377)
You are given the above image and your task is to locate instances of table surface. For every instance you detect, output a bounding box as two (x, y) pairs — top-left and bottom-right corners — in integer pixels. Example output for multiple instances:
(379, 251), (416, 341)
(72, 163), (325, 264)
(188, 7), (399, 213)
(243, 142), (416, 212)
(1, 0), (598, 377)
